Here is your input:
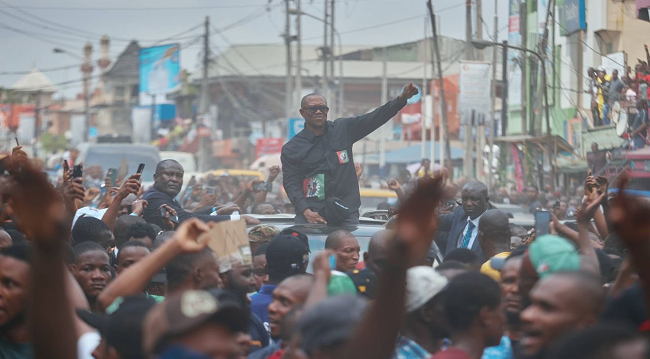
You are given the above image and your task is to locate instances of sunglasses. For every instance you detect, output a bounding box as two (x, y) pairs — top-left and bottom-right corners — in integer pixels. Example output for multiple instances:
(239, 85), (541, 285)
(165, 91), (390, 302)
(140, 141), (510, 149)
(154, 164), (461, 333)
(302, 106), (329, 114)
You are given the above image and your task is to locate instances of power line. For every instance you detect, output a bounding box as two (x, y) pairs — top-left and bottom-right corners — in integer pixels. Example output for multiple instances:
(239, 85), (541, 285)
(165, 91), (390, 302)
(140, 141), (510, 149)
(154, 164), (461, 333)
(0, 0), (436, 11)
(551, 14), (625, 68)
(0, 63), (83, 76)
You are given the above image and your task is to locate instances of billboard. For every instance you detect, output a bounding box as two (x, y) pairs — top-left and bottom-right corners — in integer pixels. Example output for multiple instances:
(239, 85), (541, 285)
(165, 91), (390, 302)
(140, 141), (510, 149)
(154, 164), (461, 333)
(508, 0), (522, 106)
(139, 44), (181, 106)
(561, 0), (586, 35)
(256, 138), (284, 158)
(458, 61), (491, 125)
(288, 118), (304, 140)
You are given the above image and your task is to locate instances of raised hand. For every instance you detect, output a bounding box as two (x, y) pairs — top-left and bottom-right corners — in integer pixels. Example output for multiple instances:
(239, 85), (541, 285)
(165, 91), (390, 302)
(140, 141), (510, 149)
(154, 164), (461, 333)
(84, 187), (101, 204)
(5, 159), (70, 244)
(62, 178), (85, 213)
(117, 174), (141, 200)
(387, 179), (401, 191)
(395, 177), (444, 267)
(311, 250), (334, 283)
(610, 173), (650, 245)
(172, 218), (210, 253)
(398, 82), (419, 102)
(268, 166), (281, 182)
(132, 199), (148, 216)
(355, 163), (363, 179)
(248, 179), (263, 193)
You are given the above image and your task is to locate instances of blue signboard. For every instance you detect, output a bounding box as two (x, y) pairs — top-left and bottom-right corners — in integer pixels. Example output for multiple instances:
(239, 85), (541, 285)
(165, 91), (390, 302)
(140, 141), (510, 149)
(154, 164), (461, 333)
(562, 0), (586, 35)
(288, 118), (304, 140)
(139, 44), (181, 105)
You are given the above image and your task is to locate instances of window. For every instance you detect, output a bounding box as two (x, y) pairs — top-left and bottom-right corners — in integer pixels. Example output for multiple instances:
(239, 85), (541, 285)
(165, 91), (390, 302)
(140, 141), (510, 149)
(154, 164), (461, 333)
(114, 86), (125, 98)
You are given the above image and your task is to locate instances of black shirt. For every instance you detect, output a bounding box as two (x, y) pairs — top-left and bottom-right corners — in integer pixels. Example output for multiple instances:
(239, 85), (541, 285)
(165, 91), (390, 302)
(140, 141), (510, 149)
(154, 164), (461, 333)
(281, 97), (407, 215)
(141, 186), (230, 227)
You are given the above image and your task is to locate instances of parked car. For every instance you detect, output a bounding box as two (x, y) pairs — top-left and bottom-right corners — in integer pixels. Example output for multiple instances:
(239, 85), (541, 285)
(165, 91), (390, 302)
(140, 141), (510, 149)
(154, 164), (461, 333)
(76, 143), (161, 187)
(246, 214), (444, 272)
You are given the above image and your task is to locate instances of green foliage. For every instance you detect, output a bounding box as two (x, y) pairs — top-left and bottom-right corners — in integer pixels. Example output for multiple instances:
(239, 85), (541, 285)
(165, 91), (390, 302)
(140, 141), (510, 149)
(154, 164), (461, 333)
(40, 132), (68, 153)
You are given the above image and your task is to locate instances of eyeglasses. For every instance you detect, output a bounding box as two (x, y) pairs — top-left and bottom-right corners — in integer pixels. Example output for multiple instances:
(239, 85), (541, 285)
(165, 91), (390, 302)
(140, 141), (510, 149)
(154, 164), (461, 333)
(302, 105), (329, 114)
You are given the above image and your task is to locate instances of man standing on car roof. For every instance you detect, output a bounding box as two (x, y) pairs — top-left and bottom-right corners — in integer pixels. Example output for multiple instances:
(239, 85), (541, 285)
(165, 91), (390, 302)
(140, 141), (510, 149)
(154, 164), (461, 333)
(282, 83), (419, 225)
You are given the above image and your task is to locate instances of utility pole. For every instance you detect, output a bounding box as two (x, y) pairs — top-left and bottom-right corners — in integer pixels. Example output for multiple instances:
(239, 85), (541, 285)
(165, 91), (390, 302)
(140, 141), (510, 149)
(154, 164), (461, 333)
(501, 40), (508, 136)
(428, 0), (452, 175)
(198, 16), (211, 172)
(329, 0), (336, 117)
(322, 0), (329, 101)
(476, 0), (483, 61)
(82, 42), (93, 141)
(474, 0), (485, 182)
(463, 0), (473, 178)
(295, 0), (302, 112)
(380, 47), (387, 170)
(284, 0), (294, 121)
(535, 0), (553, 136)
(520, 1), (527, 135)
(199, 17), (210, 114)
(421, 17), (428, 159)
(487, 0), (498, 191)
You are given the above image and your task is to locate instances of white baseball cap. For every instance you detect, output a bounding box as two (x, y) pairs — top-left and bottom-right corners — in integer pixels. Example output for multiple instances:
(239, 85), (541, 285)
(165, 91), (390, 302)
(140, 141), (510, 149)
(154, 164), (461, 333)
(405, 266), (448, 313)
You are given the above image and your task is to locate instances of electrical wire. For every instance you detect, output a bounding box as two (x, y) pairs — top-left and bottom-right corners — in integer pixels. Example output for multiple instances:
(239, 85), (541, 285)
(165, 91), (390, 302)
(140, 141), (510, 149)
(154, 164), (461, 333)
(551, 14), (625, 68)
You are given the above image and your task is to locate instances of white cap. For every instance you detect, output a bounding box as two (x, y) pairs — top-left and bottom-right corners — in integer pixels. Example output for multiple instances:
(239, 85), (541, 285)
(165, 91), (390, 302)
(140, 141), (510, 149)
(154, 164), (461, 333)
(405, 266), (448, 313)
(598, 65), (606, 72)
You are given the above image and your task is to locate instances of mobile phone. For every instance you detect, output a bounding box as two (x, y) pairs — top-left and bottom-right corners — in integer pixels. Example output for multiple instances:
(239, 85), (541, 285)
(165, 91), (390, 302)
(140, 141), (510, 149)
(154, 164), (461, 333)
(136, 163), (145, 175)
(160, 207), (179, 224)
(254, 182), (272, 192)
(14, 137), (19, 146)
(206, 186), (217, 195)
(107, 168), (118, 186)
(72, 164), (83, 179)
(534, 211), (552, 237)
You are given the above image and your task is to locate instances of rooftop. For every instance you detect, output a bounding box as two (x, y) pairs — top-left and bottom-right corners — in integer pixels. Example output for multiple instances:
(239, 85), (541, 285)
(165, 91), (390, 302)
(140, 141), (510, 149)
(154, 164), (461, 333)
(11, 69), (57, 93)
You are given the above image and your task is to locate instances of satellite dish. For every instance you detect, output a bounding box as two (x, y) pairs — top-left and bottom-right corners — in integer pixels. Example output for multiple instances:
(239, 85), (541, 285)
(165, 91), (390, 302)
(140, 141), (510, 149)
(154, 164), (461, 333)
(611, 101), (622, 125)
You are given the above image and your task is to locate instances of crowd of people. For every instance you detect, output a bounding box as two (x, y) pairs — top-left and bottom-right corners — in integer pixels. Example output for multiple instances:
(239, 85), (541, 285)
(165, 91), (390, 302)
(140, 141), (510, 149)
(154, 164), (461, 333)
(587, 44), (649, 150)
(0, 136), (649, 359)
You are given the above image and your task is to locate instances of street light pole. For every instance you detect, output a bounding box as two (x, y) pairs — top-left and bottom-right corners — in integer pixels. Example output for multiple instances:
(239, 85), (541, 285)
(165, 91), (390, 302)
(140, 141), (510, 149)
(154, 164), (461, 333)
(54, 46), (93, 141)
(292, 9), (344, 117)
(471, 39), (549, 139)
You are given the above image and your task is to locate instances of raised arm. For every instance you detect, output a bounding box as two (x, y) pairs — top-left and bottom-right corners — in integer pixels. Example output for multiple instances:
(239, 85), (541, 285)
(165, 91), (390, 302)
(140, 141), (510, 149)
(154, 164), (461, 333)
(97, 218), (210, 310)
(348, 83), (418, 142)
(343, 177), (443, 359)
(611, 174), (650, 310)
(101, 174), (141, 231)
(5, 160), (77, 359)
(576, 193), (605, 276)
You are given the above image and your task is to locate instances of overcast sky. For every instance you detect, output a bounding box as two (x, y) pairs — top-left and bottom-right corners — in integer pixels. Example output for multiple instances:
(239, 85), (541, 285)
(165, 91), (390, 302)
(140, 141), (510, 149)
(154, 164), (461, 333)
(0, 0), (510, 99)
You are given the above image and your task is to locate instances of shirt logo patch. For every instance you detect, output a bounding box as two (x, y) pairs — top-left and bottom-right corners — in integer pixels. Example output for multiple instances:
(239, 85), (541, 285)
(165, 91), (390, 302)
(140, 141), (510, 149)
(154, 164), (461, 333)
(303, 174), (325, 201)
(337, 150), (349, 164)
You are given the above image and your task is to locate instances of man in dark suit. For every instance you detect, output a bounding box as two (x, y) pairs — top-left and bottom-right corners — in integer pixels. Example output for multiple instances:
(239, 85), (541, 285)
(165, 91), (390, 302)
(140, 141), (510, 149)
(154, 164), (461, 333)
(437, 181), (490, 263)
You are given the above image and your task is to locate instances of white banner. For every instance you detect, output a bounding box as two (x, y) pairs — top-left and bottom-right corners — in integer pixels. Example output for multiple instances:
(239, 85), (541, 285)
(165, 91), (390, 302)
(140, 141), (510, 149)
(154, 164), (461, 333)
(459, 61), (492, 125)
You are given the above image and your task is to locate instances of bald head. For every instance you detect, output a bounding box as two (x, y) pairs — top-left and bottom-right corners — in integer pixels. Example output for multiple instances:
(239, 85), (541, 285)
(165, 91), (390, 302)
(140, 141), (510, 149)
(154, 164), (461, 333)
(154, 159), (184, 197)
(461, 181), (489, 219)
(325, 230), (355, 250)
(155, 159), (182, 174)
(300, 93), (326, 108)
(478, 209), (511, 258)
(366, 230), (393, 276)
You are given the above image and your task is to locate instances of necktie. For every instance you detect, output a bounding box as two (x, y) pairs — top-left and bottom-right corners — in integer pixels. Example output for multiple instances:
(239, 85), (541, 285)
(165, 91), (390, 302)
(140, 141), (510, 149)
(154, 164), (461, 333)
(461, 221), (475, 248)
